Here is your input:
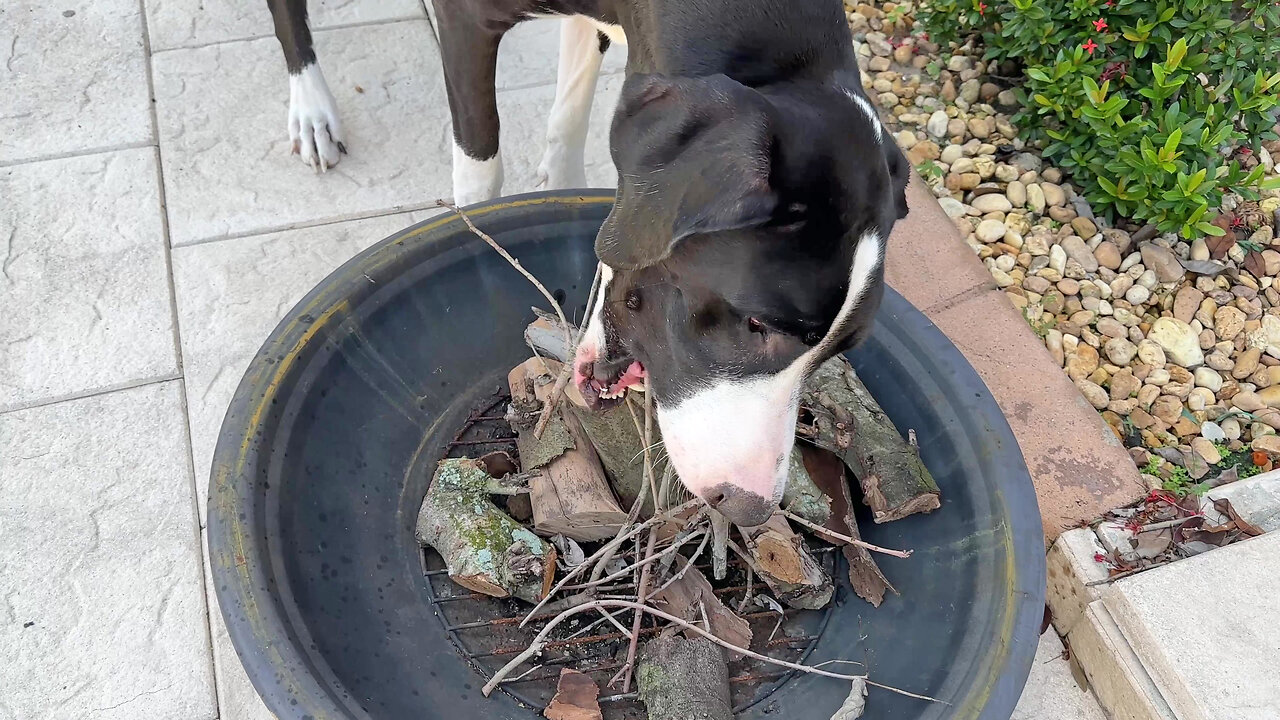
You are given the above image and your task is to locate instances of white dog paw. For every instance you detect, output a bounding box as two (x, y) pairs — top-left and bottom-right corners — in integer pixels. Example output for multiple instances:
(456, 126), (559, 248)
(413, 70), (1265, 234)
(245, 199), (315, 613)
(288, 64), (346, 172)
(535, 142), (587, 190)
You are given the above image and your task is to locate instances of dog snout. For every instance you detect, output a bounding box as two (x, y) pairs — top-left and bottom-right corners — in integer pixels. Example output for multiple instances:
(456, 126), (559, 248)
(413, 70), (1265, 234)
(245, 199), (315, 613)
(703, 482), (776, 527)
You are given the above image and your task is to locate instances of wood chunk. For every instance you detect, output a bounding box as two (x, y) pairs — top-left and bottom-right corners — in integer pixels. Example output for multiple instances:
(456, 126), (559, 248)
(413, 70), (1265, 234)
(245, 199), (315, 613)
(544, 668), (602, 720)
(781, 445), (833, 527)
(508, 358), (629, 541)
(415, 458), (556, 603)
(739, 514), (834, 610)
(651, 556), (752, 658)
(637, 635), (733, 720)
(798, 443), (896, 607)
(800, 356), (941, 523)
(525, 317), (681, 517)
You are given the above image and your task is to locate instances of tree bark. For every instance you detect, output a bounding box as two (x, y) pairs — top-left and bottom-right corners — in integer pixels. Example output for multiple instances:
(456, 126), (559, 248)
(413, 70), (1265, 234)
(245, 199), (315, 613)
(415, 458), (557, 603)
(637, 635), (733, 720)
(799, 356), (941, 523)
(508, 358), (629, 541)
(798, 443), (896, 607)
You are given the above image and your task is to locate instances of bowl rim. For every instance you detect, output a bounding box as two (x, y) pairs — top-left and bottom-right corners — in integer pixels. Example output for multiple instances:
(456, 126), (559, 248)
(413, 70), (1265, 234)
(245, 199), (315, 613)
(208, 189), (1046, 720)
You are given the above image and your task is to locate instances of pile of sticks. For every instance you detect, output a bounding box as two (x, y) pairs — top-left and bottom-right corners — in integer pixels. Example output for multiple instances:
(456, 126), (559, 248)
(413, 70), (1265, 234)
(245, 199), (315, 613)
(416, 202), (944, 720)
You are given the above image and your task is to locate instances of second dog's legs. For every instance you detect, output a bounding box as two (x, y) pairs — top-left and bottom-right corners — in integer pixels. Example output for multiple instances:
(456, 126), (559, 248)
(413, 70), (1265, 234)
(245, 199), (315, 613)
(268, 0), (346, 171)
(536, 17), (608, 189)
(433, 1), (506, 205)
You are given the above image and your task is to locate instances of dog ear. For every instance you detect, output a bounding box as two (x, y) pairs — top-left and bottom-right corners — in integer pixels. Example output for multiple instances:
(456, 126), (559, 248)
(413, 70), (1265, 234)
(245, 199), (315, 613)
(596, 74), (778, 270)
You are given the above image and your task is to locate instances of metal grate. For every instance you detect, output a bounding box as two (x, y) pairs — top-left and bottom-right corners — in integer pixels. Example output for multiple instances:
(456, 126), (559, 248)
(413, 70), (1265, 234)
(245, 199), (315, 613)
(421, 393), (838, 717)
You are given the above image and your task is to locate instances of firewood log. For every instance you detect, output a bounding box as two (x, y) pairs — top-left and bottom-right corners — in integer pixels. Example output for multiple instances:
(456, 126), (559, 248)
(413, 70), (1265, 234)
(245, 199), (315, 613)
(415, 458), (556, 603)
(508, 358), (629, 541)
(738, 513), (834, 610)
(799, 356), (941, 523)
(650, 555), (752, 658)
(543, 668), (602, 720)
(637, 635), (733, 720)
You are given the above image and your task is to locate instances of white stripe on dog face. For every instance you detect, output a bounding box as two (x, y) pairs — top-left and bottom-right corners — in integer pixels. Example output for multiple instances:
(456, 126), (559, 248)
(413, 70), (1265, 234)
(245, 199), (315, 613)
(658, 229), (884, 505)
(844, 90), (882, 144)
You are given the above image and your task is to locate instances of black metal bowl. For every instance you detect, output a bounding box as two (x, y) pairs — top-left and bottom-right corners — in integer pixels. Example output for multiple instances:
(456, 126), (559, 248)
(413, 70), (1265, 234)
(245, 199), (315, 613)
(208, 191), (1045, 720)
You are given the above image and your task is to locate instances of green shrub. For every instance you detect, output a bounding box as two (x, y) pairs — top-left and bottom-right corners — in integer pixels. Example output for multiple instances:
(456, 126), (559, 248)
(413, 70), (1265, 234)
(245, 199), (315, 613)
(917, 0), (1280, 237)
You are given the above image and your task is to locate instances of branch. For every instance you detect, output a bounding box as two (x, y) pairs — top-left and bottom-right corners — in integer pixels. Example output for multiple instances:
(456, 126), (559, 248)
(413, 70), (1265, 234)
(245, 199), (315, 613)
(780, 510), (913, 558)
(481, 599), (947, 706)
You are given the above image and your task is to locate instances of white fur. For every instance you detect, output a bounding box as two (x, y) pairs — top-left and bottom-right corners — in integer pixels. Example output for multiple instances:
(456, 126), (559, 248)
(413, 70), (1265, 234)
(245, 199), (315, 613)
(844, 89), (882, 143)
(586, 17), (627, 46)
(289, 63), (344, 171)
(537, 16), (606, 189)
(657, 230), (884, 502)
(575, 263), (613, 373)
(451, 140), (503, 206)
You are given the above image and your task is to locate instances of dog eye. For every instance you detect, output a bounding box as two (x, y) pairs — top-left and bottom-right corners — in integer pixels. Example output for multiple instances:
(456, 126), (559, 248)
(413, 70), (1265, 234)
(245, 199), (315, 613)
(747, 317), (767, 335)
(625, 290), (642, 311)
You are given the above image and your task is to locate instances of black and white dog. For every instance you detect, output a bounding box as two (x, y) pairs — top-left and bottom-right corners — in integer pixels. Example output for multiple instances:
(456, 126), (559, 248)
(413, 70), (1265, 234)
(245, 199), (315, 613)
(268, 0), (910, 527)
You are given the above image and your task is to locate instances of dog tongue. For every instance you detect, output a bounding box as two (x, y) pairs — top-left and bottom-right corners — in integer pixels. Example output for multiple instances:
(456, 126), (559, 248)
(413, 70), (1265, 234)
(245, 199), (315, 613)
(615, 361), (646, 391)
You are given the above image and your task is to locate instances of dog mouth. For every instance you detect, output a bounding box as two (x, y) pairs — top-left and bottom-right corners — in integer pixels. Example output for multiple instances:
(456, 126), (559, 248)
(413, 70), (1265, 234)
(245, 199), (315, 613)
(576, 358), (647, 410)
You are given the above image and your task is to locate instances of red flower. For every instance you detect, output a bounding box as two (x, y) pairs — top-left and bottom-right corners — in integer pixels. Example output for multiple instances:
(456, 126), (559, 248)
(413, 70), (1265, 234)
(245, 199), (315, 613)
(1083, 38), (1099, 54)
(1093, 18), (1108, 31)
(978, 2), (987, 14)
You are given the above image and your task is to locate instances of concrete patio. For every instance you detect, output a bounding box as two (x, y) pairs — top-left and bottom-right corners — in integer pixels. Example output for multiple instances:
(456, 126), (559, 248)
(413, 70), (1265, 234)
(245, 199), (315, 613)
(0, 2), (1120, 718)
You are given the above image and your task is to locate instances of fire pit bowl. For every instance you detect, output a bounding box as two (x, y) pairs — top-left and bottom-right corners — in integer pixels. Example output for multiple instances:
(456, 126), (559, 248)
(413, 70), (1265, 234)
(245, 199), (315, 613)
(209, 191), (1045, 720)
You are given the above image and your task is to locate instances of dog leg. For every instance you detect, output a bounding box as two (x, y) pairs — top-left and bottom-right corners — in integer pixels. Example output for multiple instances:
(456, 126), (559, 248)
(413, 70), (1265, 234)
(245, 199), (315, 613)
(433, 1), (505, 205)
(268, 0), (346, 171)
(536, 17), (607, 189)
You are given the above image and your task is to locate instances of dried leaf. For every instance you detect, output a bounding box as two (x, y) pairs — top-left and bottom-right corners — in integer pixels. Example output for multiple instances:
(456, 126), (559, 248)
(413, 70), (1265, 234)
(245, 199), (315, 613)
(1179, 258), (1229, 276)
(1244, 250), (1267, 278)
(830, 677), (868, 720)
(1206, 232), (1235, 260)
(755, 595), (785, 615)
(1213, 498), (1265, 537)
(551, 535), (586, 568)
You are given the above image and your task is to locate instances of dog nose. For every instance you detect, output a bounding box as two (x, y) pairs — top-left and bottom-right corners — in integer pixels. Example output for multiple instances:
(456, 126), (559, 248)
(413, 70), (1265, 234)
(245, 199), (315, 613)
(703, 482), (775, 527)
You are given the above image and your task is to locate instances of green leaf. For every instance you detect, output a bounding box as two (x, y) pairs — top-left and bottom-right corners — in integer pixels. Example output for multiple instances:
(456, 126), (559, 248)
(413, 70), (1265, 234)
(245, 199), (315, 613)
(1198, 222), (1227, 237)
(1027, 68), (1052, 83)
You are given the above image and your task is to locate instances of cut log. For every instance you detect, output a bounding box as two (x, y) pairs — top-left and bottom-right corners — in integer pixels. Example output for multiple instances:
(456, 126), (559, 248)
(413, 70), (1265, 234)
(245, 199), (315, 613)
(415, 458), (556, 603)
(799, 356), (941, 523)
(525, 317), (681, 517)
(781, 445), (833, 527)
(636, 635), (733, 720)
(798, 443), (896, 607)
(738, 513), (833, 610)
(508, 358), (629, 541)
(651, 555), (752, 658)
(544, 668), (602, 720)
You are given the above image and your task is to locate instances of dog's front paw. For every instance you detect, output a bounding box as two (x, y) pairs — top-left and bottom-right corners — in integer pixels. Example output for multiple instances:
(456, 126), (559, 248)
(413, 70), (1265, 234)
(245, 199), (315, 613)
(288, 64), (346, 172)
(535, 141), (587, 190)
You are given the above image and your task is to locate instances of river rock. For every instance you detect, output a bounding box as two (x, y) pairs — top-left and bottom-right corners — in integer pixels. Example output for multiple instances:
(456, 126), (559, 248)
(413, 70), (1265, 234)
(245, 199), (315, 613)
(1234, 347), (1263, 379)
(1006, 180), (1027, 207)
(1139, 244), (1185, 283)
(1148, 317), (1204, 367)
(1105, 338), (1138, 366)
(1026, 183), (1046, 214)
(1093, 241), (1122, 270)
(1151, 395), (1184, 425)
(1041, 182), (1066, 207)
(927, 110), (949, 138)
(972, 194), (1013, 213)
(1077, 379), (1109, 410)
(1059, 236), (1097, 273)
(1066, 343), (1100, 381)
(1214, 306), (1246, 341)
(1173, 287), (1204, 324)
(1194, 367), (1223, 392)
(975, 219), (1007, 243)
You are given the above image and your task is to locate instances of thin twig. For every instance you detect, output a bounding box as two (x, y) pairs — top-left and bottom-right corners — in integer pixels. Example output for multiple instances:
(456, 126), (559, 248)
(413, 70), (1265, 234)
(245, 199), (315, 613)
(532, 264), (604, 438)
(435, 200), (576, 440)
(780, 509), (913, 558)
(620, 520), (659, 691)
(522, 497), (702, 625)
(1137, 516), (1200, 533)
(595, 606), (633, 639)
(710, 510), (730, 580)
(650, 528), (712, 597)
(481, 599), (947, 705)
(736, 565), (755, 614)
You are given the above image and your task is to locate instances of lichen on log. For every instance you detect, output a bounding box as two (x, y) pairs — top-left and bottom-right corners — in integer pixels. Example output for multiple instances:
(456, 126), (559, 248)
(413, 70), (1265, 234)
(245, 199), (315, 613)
(415, 458), (556, 603)
(637, 635), (733, 720)
(800, 356), (941, 523)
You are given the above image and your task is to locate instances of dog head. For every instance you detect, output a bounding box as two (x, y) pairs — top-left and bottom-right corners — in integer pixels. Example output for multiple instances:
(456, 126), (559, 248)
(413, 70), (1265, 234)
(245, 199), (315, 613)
(574, 73), (909, 527)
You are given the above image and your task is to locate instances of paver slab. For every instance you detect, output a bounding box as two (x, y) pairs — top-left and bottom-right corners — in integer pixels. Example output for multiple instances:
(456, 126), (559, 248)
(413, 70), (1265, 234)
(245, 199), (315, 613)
(172, 211), (429, 520)
(1012, 631), (1107, 720)
(0, 0), (152, 164)
(1101, 532), (1280, 720)
(0, 381), (215, 720)
(0, 149), (176, 412)
(930, 290), (1146, 539)
(153, 21), (451, 246)
(145, 0), (424, 52)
